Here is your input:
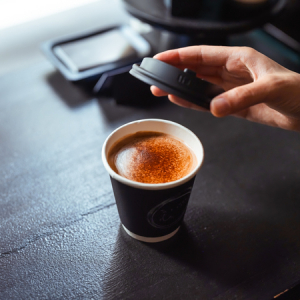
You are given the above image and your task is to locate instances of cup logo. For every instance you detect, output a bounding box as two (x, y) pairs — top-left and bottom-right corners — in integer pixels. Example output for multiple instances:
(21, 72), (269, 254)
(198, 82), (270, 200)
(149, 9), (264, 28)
(147, 187), (192, 229)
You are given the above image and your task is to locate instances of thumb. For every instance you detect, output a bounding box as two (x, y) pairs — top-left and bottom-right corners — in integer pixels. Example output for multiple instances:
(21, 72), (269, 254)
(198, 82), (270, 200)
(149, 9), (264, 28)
(210, 77), (276, 117)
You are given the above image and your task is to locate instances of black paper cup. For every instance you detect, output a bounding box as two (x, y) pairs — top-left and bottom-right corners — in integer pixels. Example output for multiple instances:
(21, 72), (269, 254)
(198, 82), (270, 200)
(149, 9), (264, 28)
(102, 119), (204, 242)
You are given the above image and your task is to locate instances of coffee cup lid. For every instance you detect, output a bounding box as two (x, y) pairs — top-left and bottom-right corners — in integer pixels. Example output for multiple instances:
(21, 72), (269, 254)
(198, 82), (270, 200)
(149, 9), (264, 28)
(129, 57), (212, 109)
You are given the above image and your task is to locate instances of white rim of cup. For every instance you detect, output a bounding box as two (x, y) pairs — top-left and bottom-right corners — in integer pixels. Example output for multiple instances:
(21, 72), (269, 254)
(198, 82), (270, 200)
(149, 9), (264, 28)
(102, 119), (204, 190)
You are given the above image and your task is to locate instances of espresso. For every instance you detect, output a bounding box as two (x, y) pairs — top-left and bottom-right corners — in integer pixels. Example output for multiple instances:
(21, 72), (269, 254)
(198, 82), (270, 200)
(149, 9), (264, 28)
(108, 131), (196, 184)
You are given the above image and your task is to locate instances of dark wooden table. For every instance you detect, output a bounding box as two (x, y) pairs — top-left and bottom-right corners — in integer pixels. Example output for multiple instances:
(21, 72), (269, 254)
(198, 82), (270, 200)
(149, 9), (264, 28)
(1, 1), (300, 300)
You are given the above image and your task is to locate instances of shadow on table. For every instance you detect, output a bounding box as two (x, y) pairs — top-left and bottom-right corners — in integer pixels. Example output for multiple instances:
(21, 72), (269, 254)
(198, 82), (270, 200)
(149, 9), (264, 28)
(45, 71), (94, 108)
(101, 203), (295, 299)
(46, 70), (168, 110)
(147, 213), (286, 287)
(45, 70), (169, 127)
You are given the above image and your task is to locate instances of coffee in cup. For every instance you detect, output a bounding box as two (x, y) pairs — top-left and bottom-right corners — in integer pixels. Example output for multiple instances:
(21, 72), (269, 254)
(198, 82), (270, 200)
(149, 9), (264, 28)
(108, 131), (197, 184)
(102, 119), (204, 242)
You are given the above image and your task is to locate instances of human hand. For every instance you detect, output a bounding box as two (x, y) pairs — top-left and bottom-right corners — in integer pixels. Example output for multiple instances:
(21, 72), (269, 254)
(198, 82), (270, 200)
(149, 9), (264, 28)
(150, 46), (300, 132)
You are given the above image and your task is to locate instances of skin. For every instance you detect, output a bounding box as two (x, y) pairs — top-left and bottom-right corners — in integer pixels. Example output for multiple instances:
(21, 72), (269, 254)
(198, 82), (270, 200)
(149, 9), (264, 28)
(150, 46), (300, 132)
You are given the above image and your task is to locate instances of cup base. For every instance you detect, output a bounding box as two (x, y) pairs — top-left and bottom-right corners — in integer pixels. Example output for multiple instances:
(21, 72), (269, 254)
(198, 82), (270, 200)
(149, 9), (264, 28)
(122, 225), (180, 243)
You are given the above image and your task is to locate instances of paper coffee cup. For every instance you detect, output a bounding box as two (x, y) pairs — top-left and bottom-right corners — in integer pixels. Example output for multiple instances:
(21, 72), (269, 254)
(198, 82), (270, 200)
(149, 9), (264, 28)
(102, 119), (204, 243)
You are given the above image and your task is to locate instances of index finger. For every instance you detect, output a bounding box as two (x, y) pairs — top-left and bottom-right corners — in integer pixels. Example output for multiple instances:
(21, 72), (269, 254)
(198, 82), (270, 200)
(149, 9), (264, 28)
(154, 45), (237, 68)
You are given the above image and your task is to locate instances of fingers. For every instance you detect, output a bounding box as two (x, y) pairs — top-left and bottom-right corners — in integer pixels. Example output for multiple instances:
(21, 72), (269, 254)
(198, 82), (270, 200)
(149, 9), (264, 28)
(153, 46), (260, 85)
(154, 46), (236, 68)
(168, 95), (208, 112)
(210, 76), (278, 117)
(150, 86), (208, 111)
(150, 86), (167, 97)
(151, 73), (276, 117)
(152, 46), (286, 118)
(153, 46), (283, 84)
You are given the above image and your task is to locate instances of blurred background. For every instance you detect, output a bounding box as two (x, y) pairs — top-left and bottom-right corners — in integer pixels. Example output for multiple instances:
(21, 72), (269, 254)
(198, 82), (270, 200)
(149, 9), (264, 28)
(1, 0), (300, 82)
(0, 0), (119, 76)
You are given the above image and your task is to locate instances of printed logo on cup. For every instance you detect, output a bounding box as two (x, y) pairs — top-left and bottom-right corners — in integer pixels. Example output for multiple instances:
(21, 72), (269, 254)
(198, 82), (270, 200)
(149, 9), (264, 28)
(147, 187), (192, 229)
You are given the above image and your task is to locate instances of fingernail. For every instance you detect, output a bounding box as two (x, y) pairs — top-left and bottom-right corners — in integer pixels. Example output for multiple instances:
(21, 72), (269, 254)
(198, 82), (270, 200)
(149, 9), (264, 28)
(212, 98), (230, 116)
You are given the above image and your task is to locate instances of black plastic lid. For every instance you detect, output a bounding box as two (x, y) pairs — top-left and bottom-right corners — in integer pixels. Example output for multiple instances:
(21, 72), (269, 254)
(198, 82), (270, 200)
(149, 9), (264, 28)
(129, 57), (212, 109)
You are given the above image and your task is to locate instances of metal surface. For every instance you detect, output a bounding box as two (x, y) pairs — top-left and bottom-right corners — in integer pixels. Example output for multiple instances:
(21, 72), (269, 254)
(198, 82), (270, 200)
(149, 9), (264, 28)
(122, 0), (288, 35)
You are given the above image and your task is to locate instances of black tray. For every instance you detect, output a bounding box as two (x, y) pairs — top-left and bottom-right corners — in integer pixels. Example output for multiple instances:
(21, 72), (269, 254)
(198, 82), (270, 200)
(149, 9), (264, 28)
(41, 25), (151, 84)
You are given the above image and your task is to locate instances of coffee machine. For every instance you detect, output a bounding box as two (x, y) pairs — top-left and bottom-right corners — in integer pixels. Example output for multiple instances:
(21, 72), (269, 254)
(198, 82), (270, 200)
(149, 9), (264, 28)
(122, 0), (287, 48)
(43, 0), (297, 106)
